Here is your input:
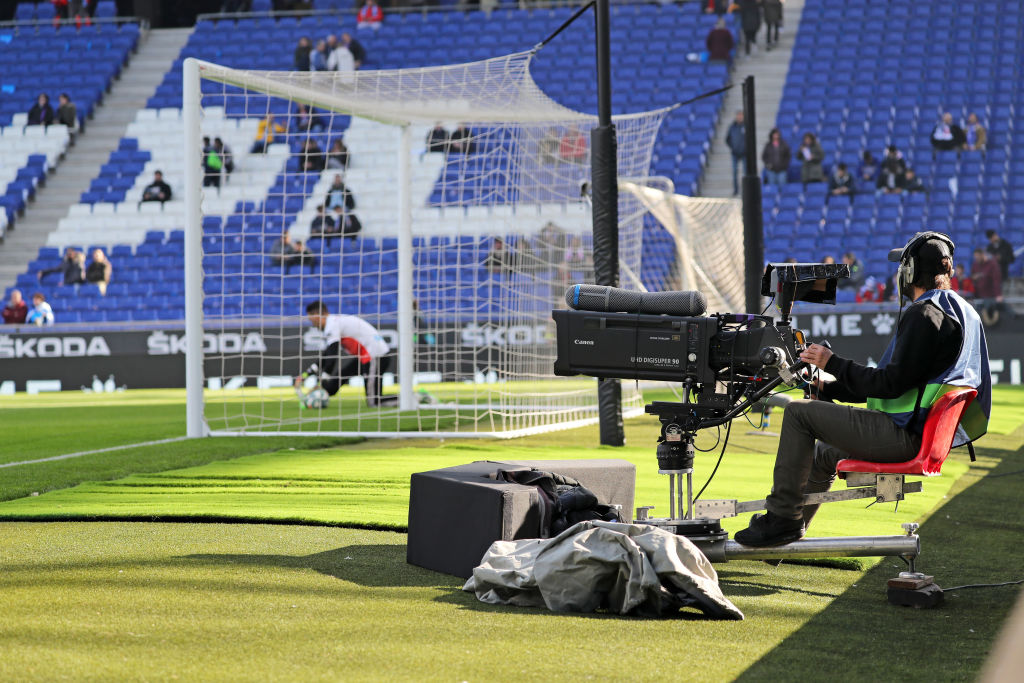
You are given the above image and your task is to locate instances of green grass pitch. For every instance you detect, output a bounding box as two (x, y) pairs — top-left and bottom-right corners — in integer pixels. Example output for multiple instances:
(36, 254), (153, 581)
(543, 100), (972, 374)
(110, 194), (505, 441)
(0, 386), (1022, 680)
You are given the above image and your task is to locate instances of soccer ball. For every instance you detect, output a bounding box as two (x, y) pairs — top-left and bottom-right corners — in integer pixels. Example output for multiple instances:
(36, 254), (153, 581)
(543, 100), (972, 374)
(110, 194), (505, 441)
(303, 387), (330, 409)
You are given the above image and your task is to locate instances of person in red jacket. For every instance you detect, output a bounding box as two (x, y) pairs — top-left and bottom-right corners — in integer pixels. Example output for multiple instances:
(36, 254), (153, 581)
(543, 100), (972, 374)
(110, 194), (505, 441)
(2, 289), (28, 324)
(357, 0), (383, 30)
(951, 263), (974, 298)
(706, 18), (734, 63)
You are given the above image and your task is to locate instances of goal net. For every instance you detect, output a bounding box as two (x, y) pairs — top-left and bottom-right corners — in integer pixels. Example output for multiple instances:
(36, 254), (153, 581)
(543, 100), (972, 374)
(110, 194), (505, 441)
(183, 53), (670, 438)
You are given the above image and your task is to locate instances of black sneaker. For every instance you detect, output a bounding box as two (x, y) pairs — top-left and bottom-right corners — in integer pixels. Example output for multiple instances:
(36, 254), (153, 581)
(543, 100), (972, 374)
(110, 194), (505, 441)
(734, 512), (805, 547)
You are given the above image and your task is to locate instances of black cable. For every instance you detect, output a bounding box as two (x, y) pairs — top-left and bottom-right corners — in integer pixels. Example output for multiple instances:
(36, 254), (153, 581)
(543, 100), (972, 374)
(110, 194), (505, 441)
(760, 294), (775, 316)
(693, 418), (732, 502)
(693, 425), (721, 452)
(532, 1), (595, 51)
(943, 579), (1024, 592)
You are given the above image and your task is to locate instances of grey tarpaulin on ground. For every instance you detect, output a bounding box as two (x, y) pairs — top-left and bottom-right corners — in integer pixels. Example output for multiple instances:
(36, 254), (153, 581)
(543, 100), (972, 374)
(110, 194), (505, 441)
(462, 520), (743, 619)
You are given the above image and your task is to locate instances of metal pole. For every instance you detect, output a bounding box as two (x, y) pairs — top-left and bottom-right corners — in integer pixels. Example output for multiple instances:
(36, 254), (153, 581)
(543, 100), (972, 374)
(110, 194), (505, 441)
(591, 0), (624, 446)
(183, 58), (207, 438)
(722, 535), (919, 562)
(396, 124), (415, 411)
(741, 75), (764, 315)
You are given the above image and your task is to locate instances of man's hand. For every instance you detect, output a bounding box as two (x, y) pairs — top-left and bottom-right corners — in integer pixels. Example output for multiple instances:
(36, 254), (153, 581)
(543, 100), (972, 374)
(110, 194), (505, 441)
(800, 343), (833, 370)
(807, 377), (828, 400)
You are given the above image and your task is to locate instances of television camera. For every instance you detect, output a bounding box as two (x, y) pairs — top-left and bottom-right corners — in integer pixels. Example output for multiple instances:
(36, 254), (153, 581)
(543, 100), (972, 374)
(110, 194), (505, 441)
(553, 263), (851, 547)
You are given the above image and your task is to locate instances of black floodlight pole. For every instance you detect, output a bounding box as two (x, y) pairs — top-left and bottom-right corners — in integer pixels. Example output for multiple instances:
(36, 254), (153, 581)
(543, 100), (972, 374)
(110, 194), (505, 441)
(742, 75), (765, 314)
(591, 0), (624, 447)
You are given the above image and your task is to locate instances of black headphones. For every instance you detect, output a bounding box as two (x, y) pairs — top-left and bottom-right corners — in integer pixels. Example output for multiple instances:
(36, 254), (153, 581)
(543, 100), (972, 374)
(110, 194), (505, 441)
(895, 231), (955, 296)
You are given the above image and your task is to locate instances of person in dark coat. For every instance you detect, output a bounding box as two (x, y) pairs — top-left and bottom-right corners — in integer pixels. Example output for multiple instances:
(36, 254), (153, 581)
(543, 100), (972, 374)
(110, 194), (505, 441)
(38, 248), (85, 285)
(877, 145), (907, 193)
(341, 33), (366, 68)
(985, 229), (1016, 285)
(798, 132), (825, 185)
(141, 171), (172, 203)
(857, 150), (878, 190)
(762, 0), (782, 49)
(310, 204), (336, 238)
(827, 162), (855, 201)
(27, 93), (54, 126)
(706, 18), (734, 62)
(294, 37), (312, 71)
(738, 0), (762, 56)
(426, 124), (449, 153)
(761, 128), (790, 187)
(930, 112), (966, 156)
(725, 110), (745, 195)
(300, 138), (326, 171)
(56, 93), (77, 130)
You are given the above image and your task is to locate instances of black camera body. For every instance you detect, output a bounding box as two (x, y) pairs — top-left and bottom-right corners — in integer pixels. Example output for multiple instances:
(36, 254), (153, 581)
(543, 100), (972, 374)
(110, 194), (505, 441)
(553, 310), (799, 385)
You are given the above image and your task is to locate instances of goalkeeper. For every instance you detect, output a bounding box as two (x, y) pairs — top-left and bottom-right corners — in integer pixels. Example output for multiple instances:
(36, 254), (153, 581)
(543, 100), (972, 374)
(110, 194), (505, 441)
(297, 300), (398, 407)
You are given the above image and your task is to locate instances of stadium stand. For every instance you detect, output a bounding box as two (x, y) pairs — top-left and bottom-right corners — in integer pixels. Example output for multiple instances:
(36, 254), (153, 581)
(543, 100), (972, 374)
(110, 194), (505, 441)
(762, 0), (1024, 301)
(8, 4), (736, 323)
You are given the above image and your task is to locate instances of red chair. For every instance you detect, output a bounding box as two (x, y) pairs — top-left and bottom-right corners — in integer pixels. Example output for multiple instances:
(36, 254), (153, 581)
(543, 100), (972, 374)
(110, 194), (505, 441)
(837, 388), (978, 478)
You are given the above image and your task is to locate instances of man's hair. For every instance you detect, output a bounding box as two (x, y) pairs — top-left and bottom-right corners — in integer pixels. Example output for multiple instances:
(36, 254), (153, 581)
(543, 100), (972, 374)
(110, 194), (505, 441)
(32, 292), (45, 302)
(985, 229), (997, 239)
(305, 300), (328, 315)
(912, 255), (953, 290)
(837, 162), (847, 171)
(154, 170), (163, 176)
(974, 247), (985, 256)
(843, 251), (854, 259)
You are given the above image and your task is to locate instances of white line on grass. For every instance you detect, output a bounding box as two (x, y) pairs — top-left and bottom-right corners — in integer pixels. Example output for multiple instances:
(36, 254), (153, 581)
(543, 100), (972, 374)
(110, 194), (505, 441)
(0, 436), (191, 469)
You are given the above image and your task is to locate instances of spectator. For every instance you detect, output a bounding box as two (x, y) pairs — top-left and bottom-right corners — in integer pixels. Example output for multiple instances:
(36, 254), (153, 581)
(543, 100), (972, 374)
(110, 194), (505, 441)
(738, 0), (762, 56)
(838, 251), (865, 290)
(213, 138), (234, 175)
(341, 33), (366, 69)
(202, 140), (223, 188)
(725, 110), (745, 196)
(964, 112), (987, 151)
(985, 229), (1015, 284)
(56, 93), (77, 131)
(326, 138), (350, 170)
(251, 115), (285, 154)
(761, 128), (790, 187)
(27, 93), (54, 126)
(706, 18), (734, 63)
(335, 207), (362, 240)
(449, 124), (475, 154)
(2, 289), (28, 324)
(310, 40), (329, 71)
(827, 162), (854, 200)
(141, 170), (172, 203)
(930, 111), (965, 156)
(704, 0), (728, 14)
(951, 263), (974, 298)
(877, 145), (906, 193)
(292, 104), (324, 134)
(26, 293), (54, 326)
(797, 132), (825, 185)
(822, 255), (836, 265)
(484, 238), (511, 275)
(855, 276), (886, 303)
(301, 138), (326, 172)
(39, 247), (85, 285)
(903, 168), (926, 193)
(763, 0), (782, 50)
(294, 37), (312, 71)
(85, 248), (112, 295)
(310, 204), (336, 238)
(356, 0), (383, 30)
(562, 235), (592, 284)
(426, 123), (449, 153)
(325, 34), (339, 53)
(972, 248), (1003, 325)
(856, 150), (878, 189)
(327, 39), (355, 72)
(539, 127), (559, 165)
(271, 229), (314, 273)
(326, 174), (356, 212)
(559, 126), (587, 164)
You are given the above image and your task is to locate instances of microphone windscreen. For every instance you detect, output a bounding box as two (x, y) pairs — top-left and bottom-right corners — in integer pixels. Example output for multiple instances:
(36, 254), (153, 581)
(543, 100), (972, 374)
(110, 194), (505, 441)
(565, 285), (706, 316)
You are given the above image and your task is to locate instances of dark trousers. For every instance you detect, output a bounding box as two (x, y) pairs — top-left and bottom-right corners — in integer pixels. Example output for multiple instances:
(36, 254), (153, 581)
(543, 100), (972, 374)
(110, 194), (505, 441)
(320, 342), (398, 407)
(765, 21), (780, 45)
(765, 400), (921, 525)
(743, 29), (758, 54)
(731, 154), (744, 195)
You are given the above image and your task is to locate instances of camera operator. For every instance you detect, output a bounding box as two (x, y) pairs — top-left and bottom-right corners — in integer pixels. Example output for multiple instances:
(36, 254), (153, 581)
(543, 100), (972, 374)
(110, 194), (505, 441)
(735, 233), (991, 547)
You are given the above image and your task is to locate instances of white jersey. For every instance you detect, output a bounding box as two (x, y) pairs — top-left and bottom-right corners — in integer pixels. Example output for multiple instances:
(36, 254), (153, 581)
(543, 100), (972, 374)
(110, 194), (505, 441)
(327, 46), (355, 72)
(322, 314), (389, 358)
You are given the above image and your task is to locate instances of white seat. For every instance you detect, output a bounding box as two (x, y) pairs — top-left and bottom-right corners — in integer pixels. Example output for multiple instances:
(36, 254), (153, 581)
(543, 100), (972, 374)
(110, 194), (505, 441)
(158, 107), (182, 121)
(138, 202), (164, 215)
(11, 113), (27, 128)
(92, 203), (116, 216)
(136, 108), (159, 121)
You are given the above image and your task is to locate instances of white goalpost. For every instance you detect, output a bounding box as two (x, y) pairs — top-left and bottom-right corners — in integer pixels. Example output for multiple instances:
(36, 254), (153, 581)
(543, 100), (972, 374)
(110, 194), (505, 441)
(182, 53), (707, 439)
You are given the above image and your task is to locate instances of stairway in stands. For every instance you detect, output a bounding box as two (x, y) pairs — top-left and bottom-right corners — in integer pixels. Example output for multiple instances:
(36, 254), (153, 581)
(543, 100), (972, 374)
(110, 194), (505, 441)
(0, 28), (192, 287)
(700, 0), (807, 198)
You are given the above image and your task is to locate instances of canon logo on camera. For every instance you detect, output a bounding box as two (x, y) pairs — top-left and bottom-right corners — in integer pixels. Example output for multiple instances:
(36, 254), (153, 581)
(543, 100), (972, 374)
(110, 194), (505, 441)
(573, 339), (595, 345)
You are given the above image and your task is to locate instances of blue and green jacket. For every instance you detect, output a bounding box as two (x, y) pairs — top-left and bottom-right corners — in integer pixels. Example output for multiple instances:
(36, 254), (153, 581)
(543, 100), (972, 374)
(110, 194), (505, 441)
(866, 289), (991, 446)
